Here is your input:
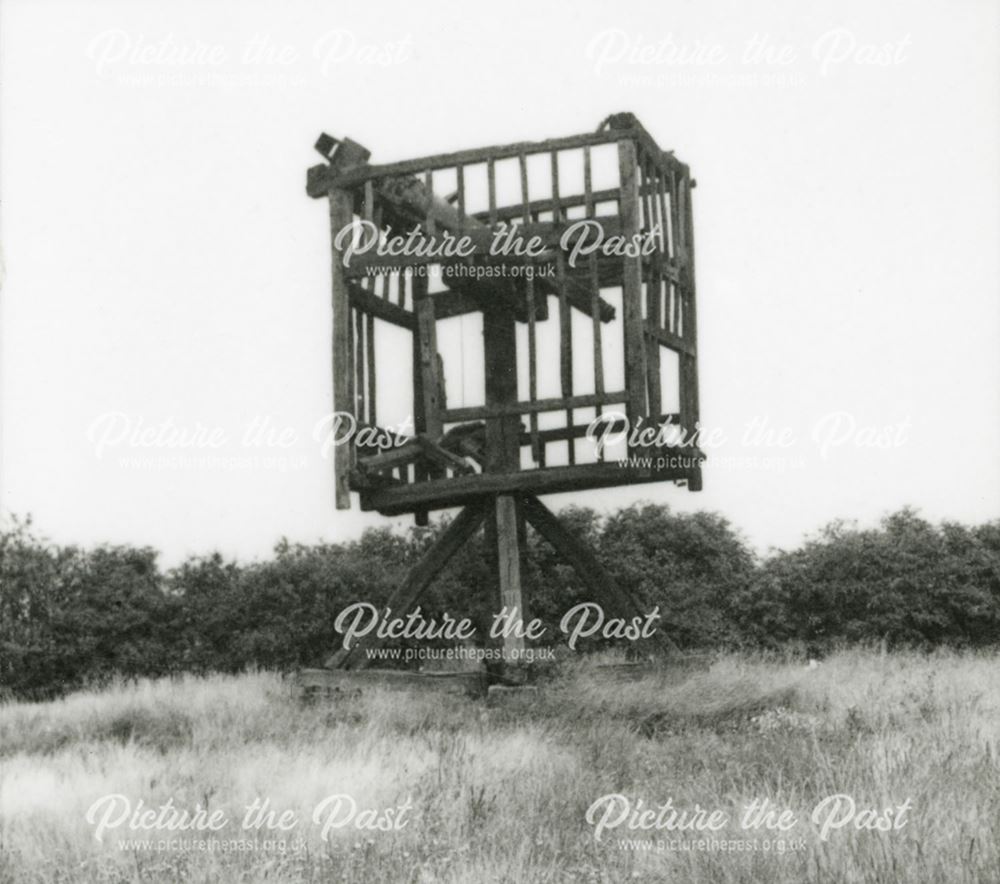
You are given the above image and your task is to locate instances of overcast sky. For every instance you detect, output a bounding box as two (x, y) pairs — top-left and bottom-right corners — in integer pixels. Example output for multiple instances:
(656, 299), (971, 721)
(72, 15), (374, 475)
(2, 0), (998, 565)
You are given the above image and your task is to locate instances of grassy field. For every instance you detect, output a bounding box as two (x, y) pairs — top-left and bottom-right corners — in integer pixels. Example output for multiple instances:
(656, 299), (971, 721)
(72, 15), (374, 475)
(1, 650), (999, 883)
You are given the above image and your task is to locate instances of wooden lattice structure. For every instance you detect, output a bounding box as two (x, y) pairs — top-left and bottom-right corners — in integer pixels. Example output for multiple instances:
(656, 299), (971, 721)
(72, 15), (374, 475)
(306, 113), (704, 672)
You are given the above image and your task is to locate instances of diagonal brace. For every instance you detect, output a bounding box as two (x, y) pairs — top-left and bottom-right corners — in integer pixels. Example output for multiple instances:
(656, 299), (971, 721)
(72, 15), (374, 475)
(327, 501), (487, 670)
(519, 494), (680, 655)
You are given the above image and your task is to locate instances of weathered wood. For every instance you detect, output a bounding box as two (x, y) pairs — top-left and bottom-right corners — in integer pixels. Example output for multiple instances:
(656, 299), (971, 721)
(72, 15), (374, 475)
(520, 494), (678, 653)
(346, 306), (355, 420)
(519, 419), (626, 447)
(306, 129), (623, 195)
(495, 494), (526, 657)
(644, 167), (663, 420)
(328, 502), (487, 669)
(430, 287), (484, 320)
(355, 439), (423, 471)
(422, 169), (437, 234)
(654, 164), (668, 256)
(414, 436), (476, 475)
(525, 272), (541, 464)
(645, 297), (663, 419)
(474, 184), (669, 228)
(347, 283), (416, 330)
(312, 118), (704, 682)
(618, 139), (649, 451)
(361, 454), (703, 515)
(483, 279), (529, 666)
(396, 269), (407, 309)
(355, 305), (365, 421)
(328, 187), (354, 509)
(336, 157), (619, 334)
(584, 145), (606, 445)
(363, 180), (374, 222)
(677, 167), (702, 491)
(313, 115), (703, 524)
(645, 321), (696, 356)
(640, 163), (653, 242)
(443, 390), (627, 423)
(456, 164), (466, 226)
(641, 163), (663, 427)
(411, 272), (430, 527)
(365, 313), (377, 425)
(487, 157), (497, 226)
(415, 289), (443, 443)
(415, 280), (446, 512)
(354, 434), (473, 479)
(482, 300), (522, 474)
(667, 165), (681, 268)
(556, 250), (574, 465)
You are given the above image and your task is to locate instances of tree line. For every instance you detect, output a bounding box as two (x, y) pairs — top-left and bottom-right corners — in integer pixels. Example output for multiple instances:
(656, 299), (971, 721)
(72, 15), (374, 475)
(1, 505), (998, 699)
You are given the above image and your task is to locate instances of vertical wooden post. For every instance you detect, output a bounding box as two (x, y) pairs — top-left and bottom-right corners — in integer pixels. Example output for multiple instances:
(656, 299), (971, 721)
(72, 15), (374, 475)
(495, 494), (526, 657)
(328, 187), (353, 509)
(519, 153), (541, 466)
(366, 313), (376, 425)
(644, 163), (662, 421)
(618, 140), (648, 456)
(412, 272), (435, 526)
(415, 283), (442, 441)
(483, 297), (528, 661)
(482, 300), (520, 473)
(551, 152), (575, 464)
(584, 146), (605, 457)
(677, 166), (702, 490)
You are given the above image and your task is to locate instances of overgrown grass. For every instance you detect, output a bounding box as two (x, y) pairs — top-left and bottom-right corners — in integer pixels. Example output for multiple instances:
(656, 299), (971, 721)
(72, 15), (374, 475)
(1, 651), (999, 882)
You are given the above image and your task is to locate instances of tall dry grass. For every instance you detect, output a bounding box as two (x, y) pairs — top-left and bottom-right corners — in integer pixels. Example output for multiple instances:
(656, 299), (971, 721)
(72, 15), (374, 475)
(1, 651), (998, 882)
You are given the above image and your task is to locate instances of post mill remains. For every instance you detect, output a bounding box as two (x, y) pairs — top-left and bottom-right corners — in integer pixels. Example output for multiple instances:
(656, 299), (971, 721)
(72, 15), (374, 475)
(303, 113), (703, 686)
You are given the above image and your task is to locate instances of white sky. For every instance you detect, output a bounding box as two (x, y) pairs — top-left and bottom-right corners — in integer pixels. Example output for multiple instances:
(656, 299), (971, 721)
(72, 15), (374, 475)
(1, 0), (998, 565)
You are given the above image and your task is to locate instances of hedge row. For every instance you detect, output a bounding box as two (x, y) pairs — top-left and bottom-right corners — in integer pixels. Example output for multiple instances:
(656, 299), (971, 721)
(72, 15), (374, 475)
(1, 506), (998, 698)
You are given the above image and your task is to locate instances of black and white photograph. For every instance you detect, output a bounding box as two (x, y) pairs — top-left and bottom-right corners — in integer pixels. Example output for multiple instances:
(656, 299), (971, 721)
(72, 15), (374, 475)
(1, 1), (998, 881)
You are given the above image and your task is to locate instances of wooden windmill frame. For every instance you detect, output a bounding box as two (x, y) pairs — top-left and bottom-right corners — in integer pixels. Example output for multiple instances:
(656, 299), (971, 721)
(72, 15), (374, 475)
(306, 113), (704, 672)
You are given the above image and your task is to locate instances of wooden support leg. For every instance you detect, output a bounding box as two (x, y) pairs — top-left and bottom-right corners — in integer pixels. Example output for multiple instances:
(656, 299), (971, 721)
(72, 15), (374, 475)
(494, 494), (527, 659)
(519, 494), (679, 655)
(481, 289), (528, 675)
(328, 187), (354, 510)
(327, 501), (487, 669)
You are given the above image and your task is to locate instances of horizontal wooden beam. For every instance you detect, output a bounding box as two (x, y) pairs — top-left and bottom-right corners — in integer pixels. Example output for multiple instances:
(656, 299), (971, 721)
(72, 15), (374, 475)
(470, 184), (671, 225)
(415, 435), (476, 475)
(355, 439), (421, 471)
(432, 288), (483, 319)
(443, 391), (628, 423)
(432, 282), (549, 323)
(348, 283), (415, 330)
(518, 419), (626, 447)
(645, 322), (696, 356)
(306, 130), (626, 196)
(360, 455), (704, 515)
(473, 187), (619, 222)
(562, 277), (615, 323)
